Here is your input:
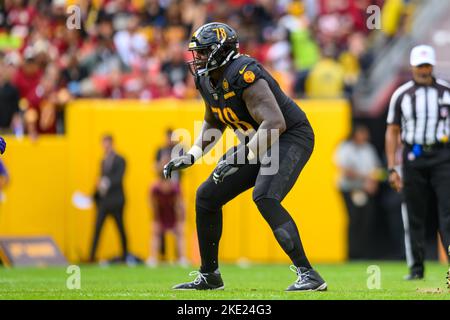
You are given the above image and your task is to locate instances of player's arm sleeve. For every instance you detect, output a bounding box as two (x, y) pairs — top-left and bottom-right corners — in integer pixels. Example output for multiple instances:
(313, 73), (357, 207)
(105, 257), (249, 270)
(232, 61), (263, 90)
(386, 89), (403, 125)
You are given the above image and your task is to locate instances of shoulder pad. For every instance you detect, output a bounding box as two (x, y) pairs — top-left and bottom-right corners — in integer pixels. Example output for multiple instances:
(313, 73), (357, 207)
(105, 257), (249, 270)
(227, 57), (262, 90)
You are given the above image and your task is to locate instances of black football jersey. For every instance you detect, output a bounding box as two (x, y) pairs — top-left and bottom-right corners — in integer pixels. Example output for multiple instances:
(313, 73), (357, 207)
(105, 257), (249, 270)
(196, 55), (308, 135)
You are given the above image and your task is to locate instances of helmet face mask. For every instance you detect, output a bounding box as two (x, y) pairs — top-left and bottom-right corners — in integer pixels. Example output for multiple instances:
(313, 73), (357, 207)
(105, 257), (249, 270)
(188, 47), (211, 77)
(187, 22), (239, 77)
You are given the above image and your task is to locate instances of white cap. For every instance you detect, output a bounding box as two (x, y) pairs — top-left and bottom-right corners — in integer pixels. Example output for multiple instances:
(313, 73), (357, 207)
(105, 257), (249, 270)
(410, 45), (436, 66)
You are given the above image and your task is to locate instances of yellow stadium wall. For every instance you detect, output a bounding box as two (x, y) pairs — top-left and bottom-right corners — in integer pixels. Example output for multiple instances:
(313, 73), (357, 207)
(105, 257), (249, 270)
(0, 99), (350, 264)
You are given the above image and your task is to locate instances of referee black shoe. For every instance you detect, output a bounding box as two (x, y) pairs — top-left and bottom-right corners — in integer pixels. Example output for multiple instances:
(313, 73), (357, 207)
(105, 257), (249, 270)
(286, 266), (327, 292)
(172, 270), (224, 290)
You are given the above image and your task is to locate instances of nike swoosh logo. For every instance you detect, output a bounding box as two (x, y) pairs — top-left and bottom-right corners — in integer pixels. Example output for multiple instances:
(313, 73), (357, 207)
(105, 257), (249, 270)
(239, 65), (248, 74)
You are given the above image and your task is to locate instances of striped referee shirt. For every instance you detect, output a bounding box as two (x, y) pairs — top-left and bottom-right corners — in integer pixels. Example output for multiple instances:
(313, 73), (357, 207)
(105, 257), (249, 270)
(387, 78), (450, 145)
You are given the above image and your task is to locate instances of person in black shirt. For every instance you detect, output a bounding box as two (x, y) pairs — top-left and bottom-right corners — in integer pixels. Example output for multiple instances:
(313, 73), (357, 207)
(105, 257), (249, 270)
(90, 134), (128, 263)
(163, 22), (326, 292)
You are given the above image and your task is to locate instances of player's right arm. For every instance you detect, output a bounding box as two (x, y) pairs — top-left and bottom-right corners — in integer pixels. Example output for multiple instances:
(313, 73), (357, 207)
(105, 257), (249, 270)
(163, 103), (226, 179)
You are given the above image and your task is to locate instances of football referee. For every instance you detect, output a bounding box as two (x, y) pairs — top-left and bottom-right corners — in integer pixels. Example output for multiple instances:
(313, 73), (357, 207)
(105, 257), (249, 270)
(385, 45), (450, 280)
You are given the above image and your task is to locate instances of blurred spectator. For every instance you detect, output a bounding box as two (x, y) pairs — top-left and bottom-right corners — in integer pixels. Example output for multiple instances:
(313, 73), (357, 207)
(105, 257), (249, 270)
(82, 20), (126, 76)
(180, 0), (207, 35)
(147, 128), (188, 266)
(335, 125), (382, 260)
(0, 0), (392, 134)
(305, 45), (345, 98)
(147, 172), (187, 267)
(155, 128), (185, 182)
(113, 14), (149, 69)
(5, 0), (37, 39)
(12, 47), (43, 138)
(0, 53), (22, 135)
(141, 0), (167, 28)
(161, 43), (189, 98)
(90, 134), (128, 263)
(61, 53), (89, 97)
(381, 0), (405, 38)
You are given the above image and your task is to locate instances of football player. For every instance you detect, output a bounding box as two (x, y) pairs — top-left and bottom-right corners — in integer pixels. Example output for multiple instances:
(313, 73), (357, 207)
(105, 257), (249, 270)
(164, 22), (327, 291)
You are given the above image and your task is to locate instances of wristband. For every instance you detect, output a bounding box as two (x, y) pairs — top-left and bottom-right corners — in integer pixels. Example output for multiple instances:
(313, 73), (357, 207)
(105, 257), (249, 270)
(187, 145), (203, 162)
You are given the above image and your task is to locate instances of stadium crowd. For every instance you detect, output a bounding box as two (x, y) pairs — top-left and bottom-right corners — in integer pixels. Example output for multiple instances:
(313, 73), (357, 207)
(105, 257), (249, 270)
(0, 0), (411, 136)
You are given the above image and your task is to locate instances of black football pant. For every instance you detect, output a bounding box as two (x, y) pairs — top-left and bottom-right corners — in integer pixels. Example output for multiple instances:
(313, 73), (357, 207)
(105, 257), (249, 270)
(89, 203), (128, 262)
(402, 149), (450, 275)
(195, 124), (315, 273)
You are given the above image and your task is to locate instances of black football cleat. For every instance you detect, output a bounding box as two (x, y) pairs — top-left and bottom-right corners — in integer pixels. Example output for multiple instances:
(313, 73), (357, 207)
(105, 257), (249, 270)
(286, 266), (327, 292)
(172, 271), (224, 290)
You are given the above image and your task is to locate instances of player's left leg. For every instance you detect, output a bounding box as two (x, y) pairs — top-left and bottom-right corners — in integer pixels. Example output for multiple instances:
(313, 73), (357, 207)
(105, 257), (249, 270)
(253, 124), (327, 291)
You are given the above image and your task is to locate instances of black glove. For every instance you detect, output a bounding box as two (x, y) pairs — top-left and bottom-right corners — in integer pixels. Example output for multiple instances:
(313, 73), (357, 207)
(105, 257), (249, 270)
(0, 137), (5, 155)
(212, 146), (249, 184)
(163, 154), (195, 179)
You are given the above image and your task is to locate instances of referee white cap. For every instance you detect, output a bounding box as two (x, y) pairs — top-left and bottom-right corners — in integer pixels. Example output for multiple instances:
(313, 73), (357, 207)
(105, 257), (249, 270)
(410, 45), (436, 66)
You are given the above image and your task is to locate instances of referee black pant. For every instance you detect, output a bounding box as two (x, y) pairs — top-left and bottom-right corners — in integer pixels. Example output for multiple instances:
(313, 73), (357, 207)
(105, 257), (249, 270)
(402, 149), (450, 274)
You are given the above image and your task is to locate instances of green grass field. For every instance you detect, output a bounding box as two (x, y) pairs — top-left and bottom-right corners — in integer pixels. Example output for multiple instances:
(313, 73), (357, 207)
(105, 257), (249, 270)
(0, 262), (449, 300)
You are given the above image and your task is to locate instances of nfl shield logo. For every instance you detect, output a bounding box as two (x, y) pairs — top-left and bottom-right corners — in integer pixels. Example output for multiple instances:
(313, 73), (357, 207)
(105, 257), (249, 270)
(222, 79), (229, 92)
